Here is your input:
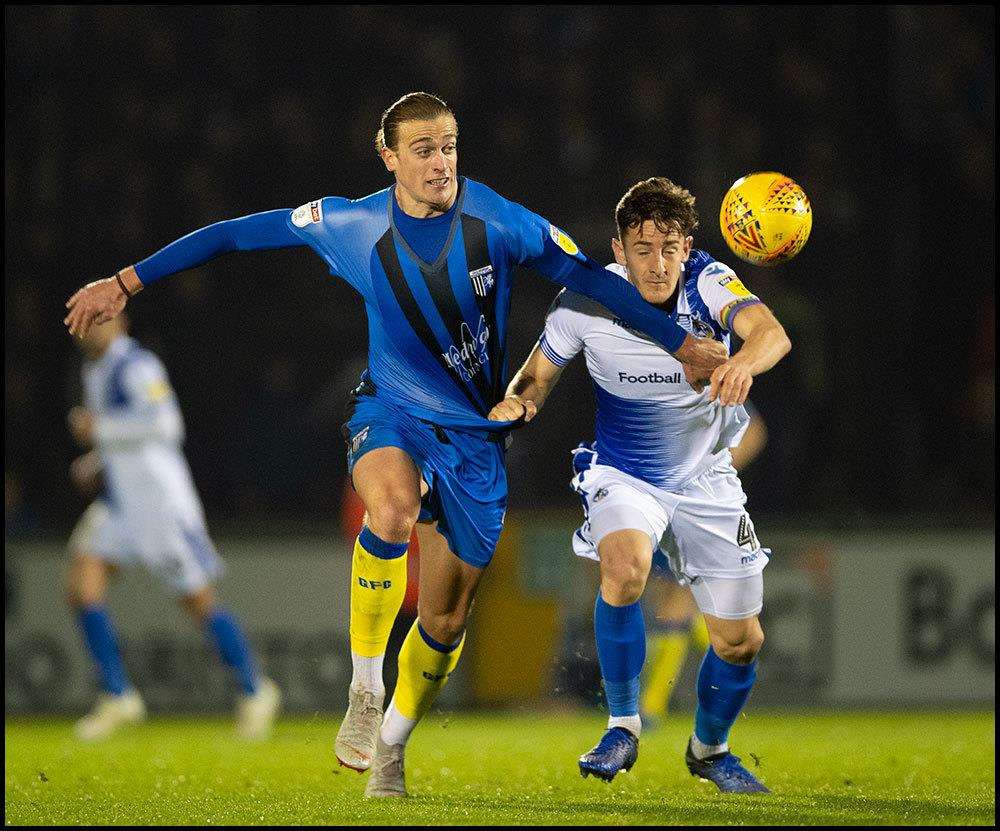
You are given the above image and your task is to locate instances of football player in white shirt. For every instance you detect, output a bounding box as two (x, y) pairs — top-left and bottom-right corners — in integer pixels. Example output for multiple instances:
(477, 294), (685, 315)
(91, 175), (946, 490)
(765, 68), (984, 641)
(490, 177), (790, 793)
(65, 315), (280, 740)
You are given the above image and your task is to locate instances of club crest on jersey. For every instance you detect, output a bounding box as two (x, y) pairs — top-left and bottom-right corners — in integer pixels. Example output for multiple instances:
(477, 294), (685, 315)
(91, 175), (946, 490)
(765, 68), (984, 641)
(291, 199), (323, 228)
(677, 312), (715, 339)
(468, 264), (495, 297)
(443, 314), (490, 383)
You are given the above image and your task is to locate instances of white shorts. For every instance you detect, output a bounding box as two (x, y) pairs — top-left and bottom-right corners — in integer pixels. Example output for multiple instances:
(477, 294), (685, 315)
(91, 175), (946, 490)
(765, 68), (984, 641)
(570, 455), (768, 619)
(68, 500), (223, 596)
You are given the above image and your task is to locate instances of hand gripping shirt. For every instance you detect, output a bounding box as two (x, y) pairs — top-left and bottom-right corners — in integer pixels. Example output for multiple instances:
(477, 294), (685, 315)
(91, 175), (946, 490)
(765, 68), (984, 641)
(539, 254), (762, 491)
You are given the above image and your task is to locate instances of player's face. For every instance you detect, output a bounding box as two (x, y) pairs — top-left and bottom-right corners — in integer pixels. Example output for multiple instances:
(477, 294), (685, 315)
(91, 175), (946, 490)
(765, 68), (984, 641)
(381, 115), (458, 217)
(613, 221), (693, 305)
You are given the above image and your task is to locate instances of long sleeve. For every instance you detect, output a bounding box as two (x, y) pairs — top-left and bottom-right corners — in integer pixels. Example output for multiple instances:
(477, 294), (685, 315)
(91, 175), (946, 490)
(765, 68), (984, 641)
(134, 209), (305, 285)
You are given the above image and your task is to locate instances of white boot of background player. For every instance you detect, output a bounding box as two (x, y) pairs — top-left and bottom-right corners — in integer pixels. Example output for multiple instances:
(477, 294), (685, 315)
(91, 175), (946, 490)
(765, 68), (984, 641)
(235, 677), (282, 740)
(74, 689), (147, 741)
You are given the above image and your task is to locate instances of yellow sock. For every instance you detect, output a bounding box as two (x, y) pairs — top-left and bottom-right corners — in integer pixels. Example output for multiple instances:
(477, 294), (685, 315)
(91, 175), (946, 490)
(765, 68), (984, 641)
(691, 615), (711, 652)
(641, 631), (690, 717)
(349, 528), (408, 658)
(392, 619), (465, 722)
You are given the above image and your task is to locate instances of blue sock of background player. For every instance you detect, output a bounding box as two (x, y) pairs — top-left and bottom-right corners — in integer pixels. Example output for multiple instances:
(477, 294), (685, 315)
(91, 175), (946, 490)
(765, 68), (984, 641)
(77, 605), (131, 696)
(204, 607), (261, 696)
(691, 646), (757, 757)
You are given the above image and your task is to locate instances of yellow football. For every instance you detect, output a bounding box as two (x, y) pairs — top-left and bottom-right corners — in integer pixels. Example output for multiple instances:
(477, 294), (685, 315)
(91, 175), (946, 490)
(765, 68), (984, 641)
(719, 172), (812, 266)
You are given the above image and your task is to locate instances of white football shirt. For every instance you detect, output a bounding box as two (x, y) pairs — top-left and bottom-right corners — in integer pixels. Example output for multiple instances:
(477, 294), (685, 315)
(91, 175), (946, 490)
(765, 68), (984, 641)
(82, 335), (206, 527)
(539, 251), (761, 491)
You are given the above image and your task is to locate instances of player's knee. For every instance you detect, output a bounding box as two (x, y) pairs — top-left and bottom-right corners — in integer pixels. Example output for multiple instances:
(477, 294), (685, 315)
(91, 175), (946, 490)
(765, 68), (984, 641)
(179, 588), (215, 623)
(712, 623), (764, 664)
(419, 607), (468, 646)
(600, 558), (649, 605)
(601, 574), (647, 605)
(364, 491), (420, 542)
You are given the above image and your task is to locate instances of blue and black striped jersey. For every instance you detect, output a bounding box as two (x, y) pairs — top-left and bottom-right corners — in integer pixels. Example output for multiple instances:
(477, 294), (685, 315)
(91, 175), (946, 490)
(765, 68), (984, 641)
(286, 177), (689, 431)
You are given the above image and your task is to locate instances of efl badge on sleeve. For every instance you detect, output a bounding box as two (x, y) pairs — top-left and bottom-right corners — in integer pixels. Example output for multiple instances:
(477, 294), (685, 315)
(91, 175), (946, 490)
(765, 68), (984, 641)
(549, 224), (580, 256)
(291, 199), (323, 228)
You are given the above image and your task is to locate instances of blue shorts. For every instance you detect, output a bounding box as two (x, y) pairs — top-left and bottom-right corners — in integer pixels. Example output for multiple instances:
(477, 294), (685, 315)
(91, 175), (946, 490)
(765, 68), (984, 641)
(342, 392), (507, 569)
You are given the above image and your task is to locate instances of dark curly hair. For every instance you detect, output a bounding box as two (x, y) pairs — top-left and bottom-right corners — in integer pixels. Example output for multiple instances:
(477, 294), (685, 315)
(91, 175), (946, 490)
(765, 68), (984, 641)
(615, 177), (699, 240)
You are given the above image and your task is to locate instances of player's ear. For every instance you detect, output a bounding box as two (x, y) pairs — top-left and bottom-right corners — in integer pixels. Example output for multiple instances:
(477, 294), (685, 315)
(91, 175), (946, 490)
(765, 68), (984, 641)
(611, 237), (626, 266)
(682, 235), (694, 261)
(380, 146), (397, 173)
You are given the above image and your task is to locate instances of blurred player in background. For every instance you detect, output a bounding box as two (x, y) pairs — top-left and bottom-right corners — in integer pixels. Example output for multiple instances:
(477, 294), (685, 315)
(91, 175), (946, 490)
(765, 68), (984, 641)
(64, 93), (727, 796)
(641, 406), (767, 724)
(500, 178), (790, 793)
(65, 316), (280, 741)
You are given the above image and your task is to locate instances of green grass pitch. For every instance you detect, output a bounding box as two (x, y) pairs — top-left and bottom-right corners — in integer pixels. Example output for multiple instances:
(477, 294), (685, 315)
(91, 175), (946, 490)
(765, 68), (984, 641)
(5, 711), (994, 825)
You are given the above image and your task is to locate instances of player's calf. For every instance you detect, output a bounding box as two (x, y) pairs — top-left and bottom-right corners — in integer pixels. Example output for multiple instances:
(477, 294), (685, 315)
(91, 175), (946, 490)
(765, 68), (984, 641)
(575, 531), (654, 781)
(686, 604), (767, 792)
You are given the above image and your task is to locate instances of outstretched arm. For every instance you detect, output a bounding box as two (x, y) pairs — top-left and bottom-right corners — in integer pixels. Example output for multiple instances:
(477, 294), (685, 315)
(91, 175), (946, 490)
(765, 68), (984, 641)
(487, 342), (565, 422)
(501, 201), (727, 372)
(64, 209), (303, 338)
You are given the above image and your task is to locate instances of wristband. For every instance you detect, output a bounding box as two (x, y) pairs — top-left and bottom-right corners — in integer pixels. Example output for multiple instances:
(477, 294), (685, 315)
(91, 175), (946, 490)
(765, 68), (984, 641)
(114, 271), (133, 298)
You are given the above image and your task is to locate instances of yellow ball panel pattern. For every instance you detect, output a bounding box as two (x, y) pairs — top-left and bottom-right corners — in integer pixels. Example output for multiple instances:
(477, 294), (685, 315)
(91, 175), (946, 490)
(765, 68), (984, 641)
(720, 172), (811, 266)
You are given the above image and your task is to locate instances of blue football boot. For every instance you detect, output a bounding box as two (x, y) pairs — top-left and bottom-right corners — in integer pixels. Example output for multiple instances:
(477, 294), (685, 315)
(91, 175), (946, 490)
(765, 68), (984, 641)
(685, 739), (770, 793)
(578, 727), (639, 782)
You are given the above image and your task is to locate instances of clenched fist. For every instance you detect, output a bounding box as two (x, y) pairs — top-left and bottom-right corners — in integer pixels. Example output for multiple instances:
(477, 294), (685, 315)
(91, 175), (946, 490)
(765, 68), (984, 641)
(487, 394), (537, 423)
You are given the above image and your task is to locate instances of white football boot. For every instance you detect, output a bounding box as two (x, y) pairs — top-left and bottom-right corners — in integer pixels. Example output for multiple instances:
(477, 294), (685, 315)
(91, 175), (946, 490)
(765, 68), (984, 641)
(335, 687), (384, 771)
(74, 689), (146, 741)
(235, 677), (281, 740)
(364, 736), (408, 798)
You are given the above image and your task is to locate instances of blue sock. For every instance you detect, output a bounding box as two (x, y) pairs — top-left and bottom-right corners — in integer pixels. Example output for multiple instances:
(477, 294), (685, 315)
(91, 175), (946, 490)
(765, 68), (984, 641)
(77, 606), (130, 696)
(594, 593), (646, 717)
(205, 608), (260, 695)
(694, 647), (757, 747)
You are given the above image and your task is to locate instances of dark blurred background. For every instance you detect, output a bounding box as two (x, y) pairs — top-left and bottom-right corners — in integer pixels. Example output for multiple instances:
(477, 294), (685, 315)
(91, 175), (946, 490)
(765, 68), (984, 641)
(5, 5), (995, 535)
